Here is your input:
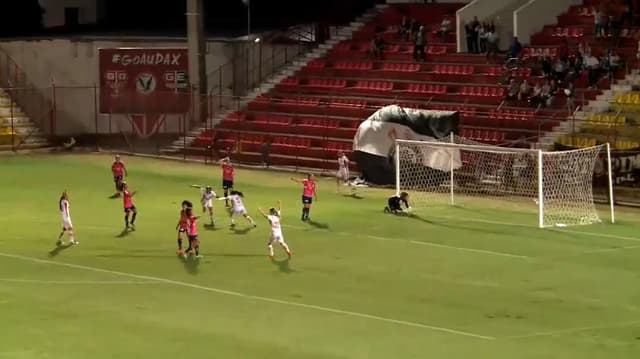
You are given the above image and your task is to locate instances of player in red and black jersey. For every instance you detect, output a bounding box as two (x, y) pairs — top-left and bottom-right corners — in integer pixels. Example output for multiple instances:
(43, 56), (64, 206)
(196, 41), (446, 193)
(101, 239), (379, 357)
(111, 155), (128, 196)
(176, 200), (192, 254)
(219, 157), (234, 207)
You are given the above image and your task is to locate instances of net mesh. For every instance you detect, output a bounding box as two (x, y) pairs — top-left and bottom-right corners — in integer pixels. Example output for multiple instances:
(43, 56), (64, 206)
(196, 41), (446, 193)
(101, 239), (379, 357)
(397, 136), (606, 227)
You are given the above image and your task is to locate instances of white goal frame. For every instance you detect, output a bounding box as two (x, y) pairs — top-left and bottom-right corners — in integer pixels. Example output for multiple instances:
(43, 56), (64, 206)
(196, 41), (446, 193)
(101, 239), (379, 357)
(394, 137), (615, 228)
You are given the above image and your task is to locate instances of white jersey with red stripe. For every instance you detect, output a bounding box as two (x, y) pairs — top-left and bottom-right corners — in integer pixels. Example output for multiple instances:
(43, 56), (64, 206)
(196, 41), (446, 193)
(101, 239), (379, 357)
(267, 214), (284, 241)
(60, 198), (72, 229)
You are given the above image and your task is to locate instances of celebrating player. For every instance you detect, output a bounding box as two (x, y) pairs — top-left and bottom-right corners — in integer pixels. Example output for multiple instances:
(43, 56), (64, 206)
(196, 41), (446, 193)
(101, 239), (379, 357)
(217, 190), (256, 228)
(258, 201), (292, 260)
(219, 157), (234, 207)
(191, 185), (217, 226)
(183, 207), (201, 258)
(122, 182), (138, 230)
(384, 192), (412, 214)
(57, 190), (78, 246)
(176, 200), (192, 254)
(291, 174), (317, 221)
(336, 152), (355, 194)
(111, 154), (128, 196)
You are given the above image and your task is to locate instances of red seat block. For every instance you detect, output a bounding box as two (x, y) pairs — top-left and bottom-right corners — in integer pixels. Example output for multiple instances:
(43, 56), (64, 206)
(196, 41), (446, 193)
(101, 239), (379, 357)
(281, 77), (299, 86)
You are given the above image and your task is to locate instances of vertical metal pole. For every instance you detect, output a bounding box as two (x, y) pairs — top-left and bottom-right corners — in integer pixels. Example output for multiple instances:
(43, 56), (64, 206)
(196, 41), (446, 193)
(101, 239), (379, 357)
(606, 142), (615, 223)
(94, 84), (99, 151)
(537, 149), (544, 228)
(10, 95), (15, 151)
(247, 0), (251, 41)
(450, 132), (455, 205)
(51, 83), (57, 138)
(395, 141), (401, 196)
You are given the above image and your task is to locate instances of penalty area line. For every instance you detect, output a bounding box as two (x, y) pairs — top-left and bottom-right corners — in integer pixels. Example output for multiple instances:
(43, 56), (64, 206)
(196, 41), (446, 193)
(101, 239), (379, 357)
(501, 320), (640, 340)
(0, 252), (495, 341)
(0, 278), (160, 285)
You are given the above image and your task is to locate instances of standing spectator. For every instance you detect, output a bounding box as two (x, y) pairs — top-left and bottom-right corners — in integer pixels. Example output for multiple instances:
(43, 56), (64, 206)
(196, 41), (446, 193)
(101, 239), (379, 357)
(594, 7), (604, 38)
(488, 20), (496, 34)
(470, 16), (480, 53)
(518, 79), (530, 101)
(559, 38), (569, 61)
(261, 138), (272, 168)
(465, 21), (474, 53)
(564, 82), (575, 114)
(410, 19), (420, 40)
(529, 82), (542, 107)
(485, 29), (499, 62)
(506, 36), (522, 60)
(541, 56), (553, 77)
(506, 78), (519, 100)
(413, 25), (426, 61)
(478, 23), (487, 53)
(371, 34), (384, 59)
(438, 15), (452, 40)
(399, 16), (410, 41)
(585, 53), (601, 88)
(608, 50), (621, 78)
(553, 58), (567, 81)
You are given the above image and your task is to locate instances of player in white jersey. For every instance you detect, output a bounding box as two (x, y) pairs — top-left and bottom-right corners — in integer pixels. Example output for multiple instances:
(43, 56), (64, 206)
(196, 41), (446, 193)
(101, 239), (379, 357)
(336, 152), (355, 194)
(57, 190), (78, 246)
(217, 190), (256, 228)
(191, 184), (217, 225)
(258, 201), (292, 260)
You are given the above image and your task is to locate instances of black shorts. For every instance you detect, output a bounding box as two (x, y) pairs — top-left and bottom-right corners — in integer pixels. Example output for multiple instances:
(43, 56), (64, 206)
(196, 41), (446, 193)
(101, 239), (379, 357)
(302, 196), (313, 205)
(124, 206), (136, 213)
(114, 175), (123, 183)
(388, 198), (401, 211)
(222, 180), (233, 190)
(188, 235), (199, 243)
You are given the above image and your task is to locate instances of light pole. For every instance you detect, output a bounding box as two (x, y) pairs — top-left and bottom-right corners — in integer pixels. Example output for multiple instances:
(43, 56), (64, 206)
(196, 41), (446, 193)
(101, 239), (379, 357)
(242, 0), (250, 40)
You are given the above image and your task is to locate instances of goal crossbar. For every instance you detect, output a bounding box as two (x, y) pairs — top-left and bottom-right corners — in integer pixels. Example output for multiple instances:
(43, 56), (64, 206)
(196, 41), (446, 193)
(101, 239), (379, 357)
(394, 138), (615, 228)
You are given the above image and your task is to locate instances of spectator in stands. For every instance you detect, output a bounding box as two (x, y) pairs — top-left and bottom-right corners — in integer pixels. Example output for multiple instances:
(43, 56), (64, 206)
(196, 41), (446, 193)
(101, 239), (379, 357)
(541, 56), (553, 77)
(553, 58), (567, 81)
(540, 80), (554, 107)
(578, 41), (591, 56)
(529, 81), (543, 107)
(559, 39), (569, 62)
(400, 16), (410, 41)
(518, 79), (530, 101)
(371, 34), (384, 59)
(261, 138), (272, 168)
(594, 8), (605, 38)
(506, 36), (522, 60)
(413, 25), (427, 61)
(608, 49), (622, 78)
(470, 16), (480, 53)
(488, 20), (496, 33)
(410, 19), (420, 39)
(438, 15), (452, 40)
(608, 14), (620, 39)
(585, 53), (601, 88)
(465, 21), (475, 53)
(478, 23), (487, 53)
(505, 78), (519, 100)
(485, 29), (499, 62)
(564, 82), (575, 113)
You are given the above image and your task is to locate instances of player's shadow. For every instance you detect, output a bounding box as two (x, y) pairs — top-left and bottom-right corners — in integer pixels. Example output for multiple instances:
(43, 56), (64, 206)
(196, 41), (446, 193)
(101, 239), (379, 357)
(203, 224), (218, 231)
(178, 255), (200, 275)
(48, 243), (73, 257)
(232, 227), (253, 235)
(403, 213), (434, 224)
(307, 220), (330, 230)
(271, 258), (294, 273)
(116, 229), (130, 238)
(342, 193), (364, 200)
(108, 193), (120, 199)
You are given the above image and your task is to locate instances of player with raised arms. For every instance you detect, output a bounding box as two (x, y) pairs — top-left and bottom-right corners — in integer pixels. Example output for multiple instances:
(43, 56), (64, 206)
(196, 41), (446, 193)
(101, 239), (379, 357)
(191, 185), (217, 226)
(258, 200), (292, 260)
(111, 154), (128, 197)
(57, 190), (78, 246)
(183, 207), (202, 258)
(122, 182), (138, 231)
(291, 174), (317, 221)
(336, 152), (355, 194)
(217, 190), (256, 228)
(384, 192), (412, 214)
(219, 157), (234, 207)
(176, 200), (192, 254)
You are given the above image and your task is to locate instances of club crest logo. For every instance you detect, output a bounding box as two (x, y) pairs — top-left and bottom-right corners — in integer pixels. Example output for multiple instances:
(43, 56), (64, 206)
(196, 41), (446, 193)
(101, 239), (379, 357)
(135, 73), (156, 95)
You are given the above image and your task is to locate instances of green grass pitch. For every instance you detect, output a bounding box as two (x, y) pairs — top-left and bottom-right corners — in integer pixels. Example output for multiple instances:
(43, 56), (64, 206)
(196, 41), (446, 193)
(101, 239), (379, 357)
(1, 154), (640, 359)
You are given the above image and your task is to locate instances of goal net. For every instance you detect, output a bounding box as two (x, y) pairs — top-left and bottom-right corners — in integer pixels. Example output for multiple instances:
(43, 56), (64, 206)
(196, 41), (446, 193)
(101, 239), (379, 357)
(395, 136), (614, 228)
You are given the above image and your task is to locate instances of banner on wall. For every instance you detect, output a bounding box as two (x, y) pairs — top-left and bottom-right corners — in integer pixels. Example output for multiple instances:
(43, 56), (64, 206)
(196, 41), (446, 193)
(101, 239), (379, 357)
(99, 48), (190, 115)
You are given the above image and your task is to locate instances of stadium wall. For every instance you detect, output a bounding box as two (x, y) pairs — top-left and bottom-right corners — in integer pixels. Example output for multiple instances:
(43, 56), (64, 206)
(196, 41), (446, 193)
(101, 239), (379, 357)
(0, 38), (300, 136)
(514, 0), (582, 45)
(456, 0), (530, 52)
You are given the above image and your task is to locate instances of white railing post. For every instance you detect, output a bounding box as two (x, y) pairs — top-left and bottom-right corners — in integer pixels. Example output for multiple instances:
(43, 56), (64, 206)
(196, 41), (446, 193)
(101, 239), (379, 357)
(606, 142), (615, 223)
(395, 141), (401, 196)
(537, 149), (544, 228)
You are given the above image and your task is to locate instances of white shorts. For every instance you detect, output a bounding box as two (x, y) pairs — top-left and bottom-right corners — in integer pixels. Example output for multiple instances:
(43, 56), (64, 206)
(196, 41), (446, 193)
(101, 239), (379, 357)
(232, 206), (247, 216)
(62, 217), (73, 230)
(337, 168), (349, 181)
(269, 233), (285, 245)
(202, 199), (213, 209)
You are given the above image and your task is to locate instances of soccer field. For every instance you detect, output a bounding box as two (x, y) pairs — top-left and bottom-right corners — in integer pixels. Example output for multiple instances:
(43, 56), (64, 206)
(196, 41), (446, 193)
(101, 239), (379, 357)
(2, 154), (640, 359)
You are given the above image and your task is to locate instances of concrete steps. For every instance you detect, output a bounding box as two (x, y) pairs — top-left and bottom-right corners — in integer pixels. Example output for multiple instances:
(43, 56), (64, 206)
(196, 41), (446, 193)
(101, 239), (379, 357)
(0, 89), (49, 150)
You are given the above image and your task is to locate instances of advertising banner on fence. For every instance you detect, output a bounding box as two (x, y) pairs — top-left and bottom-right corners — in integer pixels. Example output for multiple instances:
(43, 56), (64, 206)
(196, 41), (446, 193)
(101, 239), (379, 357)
(99, 48), (190, 114)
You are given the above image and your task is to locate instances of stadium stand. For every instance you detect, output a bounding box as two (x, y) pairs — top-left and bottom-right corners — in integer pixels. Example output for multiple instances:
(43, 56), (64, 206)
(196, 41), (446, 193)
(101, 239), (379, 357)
(181, 0), (636, 169)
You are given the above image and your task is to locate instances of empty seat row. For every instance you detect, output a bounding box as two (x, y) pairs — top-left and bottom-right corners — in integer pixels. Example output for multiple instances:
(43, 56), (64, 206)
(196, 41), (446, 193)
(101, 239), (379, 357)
(460, 128), (506, 143)
(306, 59), (326, 69)
(353, 81), (394, 91)
(253, 115), (292, 125)
(334, 61), (373, 70)
(613, 93), (640, 105)
(280, 77), (299, 86)
(407, 83), (447, 94)
(430, 104), (476, 117)
(381, 62), (420, 72)
(300, 118), (340, 128)
(550, 27), (585, 38)
(325, 141), (352, 152)
(226, 112), (247, 122)
(586, 113), (626, 125)
(272, 137), (312, 148)
(280, 97), (321, 106)
(433, 65), (473, 75)
(557, 135), (597, 148)
(331, 98), (367, 108)
(459, 86), (505, 97)
(307, 78), (347, 88)
(489, 109), (535, 120)
(240, 135), (264, 144)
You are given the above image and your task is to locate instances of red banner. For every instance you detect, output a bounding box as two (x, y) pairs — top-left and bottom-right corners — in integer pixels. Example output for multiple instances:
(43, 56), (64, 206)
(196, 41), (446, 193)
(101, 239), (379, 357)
(99, 48), (190, 114)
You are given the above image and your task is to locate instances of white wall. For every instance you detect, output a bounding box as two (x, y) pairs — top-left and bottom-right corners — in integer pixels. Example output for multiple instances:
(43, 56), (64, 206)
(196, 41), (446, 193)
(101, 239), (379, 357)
(456, 0), (530, 52)
(39, 0), (98, 28)
(514, 0), (582, 45)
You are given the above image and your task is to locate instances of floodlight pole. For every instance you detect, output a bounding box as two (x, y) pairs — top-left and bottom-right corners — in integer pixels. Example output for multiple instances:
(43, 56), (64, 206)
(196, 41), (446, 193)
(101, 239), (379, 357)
(186, 0), (208, 125)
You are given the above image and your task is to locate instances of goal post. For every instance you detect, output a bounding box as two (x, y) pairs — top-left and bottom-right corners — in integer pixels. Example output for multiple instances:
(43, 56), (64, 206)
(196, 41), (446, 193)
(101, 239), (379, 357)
(395, 137), (614, 228)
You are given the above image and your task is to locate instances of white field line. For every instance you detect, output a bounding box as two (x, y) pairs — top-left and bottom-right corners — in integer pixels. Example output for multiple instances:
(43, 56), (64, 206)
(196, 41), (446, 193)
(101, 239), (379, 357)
(0, 278), (160, 285)
(502, 320), (640, 340)
(0, 252), (495, 340)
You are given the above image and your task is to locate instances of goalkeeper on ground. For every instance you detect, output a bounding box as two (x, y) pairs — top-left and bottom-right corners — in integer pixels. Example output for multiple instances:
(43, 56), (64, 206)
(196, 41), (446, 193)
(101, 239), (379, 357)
(384, 192), (411, 214)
